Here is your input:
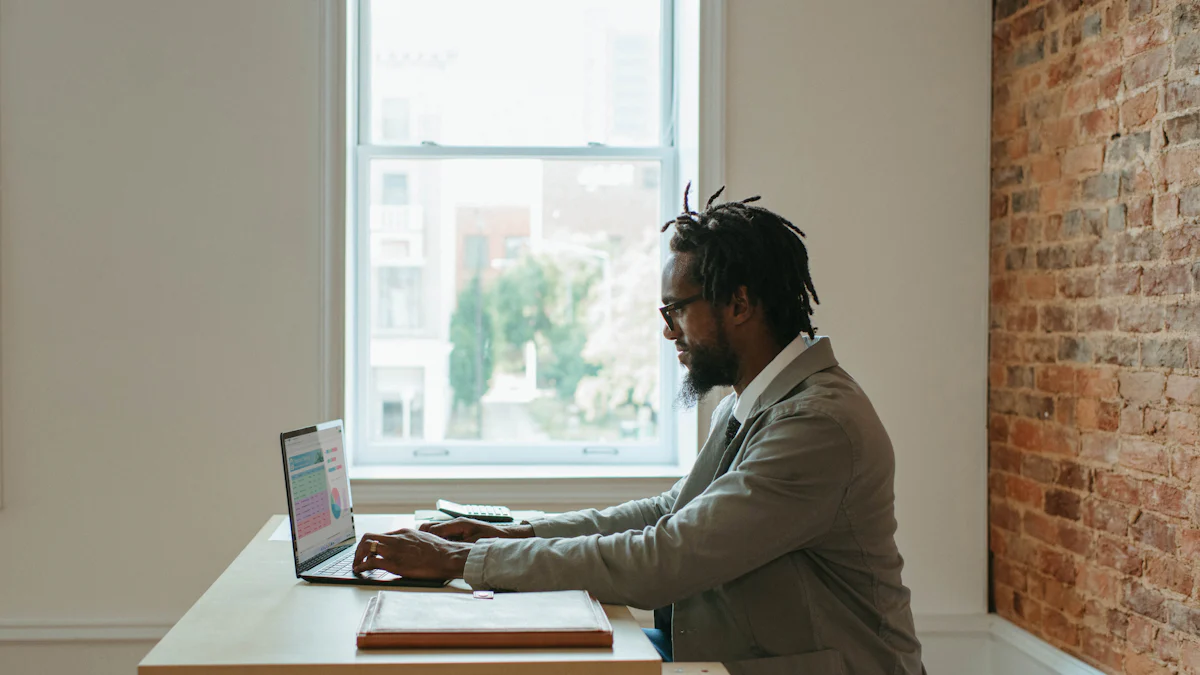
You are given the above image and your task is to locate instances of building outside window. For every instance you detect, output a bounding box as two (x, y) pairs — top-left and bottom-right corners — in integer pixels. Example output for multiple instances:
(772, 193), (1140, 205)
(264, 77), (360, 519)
(352, 0), (701, 466)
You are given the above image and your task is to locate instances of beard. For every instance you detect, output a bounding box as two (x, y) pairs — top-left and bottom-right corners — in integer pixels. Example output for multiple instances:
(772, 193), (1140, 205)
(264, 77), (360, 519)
(675, 322), (739, 409)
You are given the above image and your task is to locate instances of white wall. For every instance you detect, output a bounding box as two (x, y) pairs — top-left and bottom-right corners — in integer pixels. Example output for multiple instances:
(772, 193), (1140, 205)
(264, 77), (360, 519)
(724, 1), (992, 616)
(0, 0), (990, 673)
(0, 0), (326, 670)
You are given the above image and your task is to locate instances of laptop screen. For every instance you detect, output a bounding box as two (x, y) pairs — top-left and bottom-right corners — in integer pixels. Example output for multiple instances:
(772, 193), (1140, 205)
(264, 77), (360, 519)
(282, 422), (355, 566)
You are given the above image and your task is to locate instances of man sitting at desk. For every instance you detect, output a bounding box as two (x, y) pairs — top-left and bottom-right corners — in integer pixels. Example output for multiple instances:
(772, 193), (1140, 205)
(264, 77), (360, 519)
(353, 186), (925, 675)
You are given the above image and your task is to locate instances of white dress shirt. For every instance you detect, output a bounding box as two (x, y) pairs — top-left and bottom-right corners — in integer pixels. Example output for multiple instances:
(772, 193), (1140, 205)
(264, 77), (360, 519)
(732, 333), (817, 423)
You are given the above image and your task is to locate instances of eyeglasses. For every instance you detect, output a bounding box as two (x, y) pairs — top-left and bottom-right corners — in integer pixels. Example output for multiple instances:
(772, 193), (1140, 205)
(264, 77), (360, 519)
(658, 294), (704, 332)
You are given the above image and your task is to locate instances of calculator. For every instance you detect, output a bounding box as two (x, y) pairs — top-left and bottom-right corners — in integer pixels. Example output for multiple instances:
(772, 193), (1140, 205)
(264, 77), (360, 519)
(435, 499), (515, 523)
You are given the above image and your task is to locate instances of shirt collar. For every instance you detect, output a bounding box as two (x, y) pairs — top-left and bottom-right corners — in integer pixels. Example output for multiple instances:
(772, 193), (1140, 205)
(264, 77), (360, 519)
(733, 333), (814, 423)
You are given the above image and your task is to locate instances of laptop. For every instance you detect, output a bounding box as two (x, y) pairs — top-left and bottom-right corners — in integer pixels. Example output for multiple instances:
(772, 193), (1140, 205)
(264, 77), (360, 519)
(279, 420), (447, 587)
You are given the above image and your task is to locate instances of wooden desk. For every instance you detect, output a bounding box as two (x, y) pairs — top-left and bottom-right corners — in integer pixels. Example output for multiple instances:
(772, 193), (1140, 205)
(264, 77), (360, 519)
(139, 515), (727, 675)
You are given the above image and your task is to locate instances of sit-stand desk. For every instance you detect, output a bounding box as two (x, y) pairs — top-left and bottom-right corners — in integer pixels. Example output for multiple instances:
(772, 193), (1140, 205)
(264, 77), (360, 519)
(138, 514), (728, 675)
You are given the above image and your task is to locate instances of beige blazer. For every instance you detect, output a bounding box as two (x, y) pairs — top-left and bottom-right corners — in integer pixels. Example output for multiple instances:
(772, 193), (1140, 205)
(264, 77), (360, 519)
(463, 337), (924, 674)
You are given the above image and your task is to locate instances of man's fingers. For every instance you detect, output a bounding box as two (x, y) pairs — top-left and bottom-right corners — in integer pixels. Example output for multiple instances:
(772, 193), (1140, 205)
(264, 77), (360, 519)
(353, 533), (386, 574)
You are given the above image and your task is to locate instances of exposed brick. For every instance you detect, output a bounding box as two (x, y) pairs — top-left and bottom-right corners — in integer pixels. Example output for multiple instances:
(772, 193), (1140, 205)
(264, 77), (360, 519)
(1081, 432), (1120, 463)
(1078, 304), (1116, 330)
(1128, 614), (1158, 652)
(1142, 264), (1192, 295)
(1039, 547), (1078, 584)
(1128, 195), (1153, 228)
(1062, 208), (1106, 238)
(1077, 398), (1120, 430)
(1119, 303), (1165, 332)
(1178, 31), (1200, 67)
(1108, 203), (1126, 232)
(1039, 305), (1075, 332)
(1166, 301), (1200, 332)
(1127, 45), (1172, 88)
(1084, 497), (1132, 535)
(1125, 651), (1172, 675)
(1164, 145), (1200, 186)
(1127, 17), (1170, 55)
(1075, 238), (1114, 267)
(1123, 89), (1159, 128)
(1012, 189), (1040, 213)
(1013, 37), (1046, 69)
(1121, 437), (1171, 475)
(1095, 336), (1141, 366)
(1168, 410), (1200, 443)
(1037, 244), (1074, 269)
(1057, 460), (1090, 490)
(1120, 371), (1167, 403)
(1155, 192), (1180, 227)
(1098, 536), (1145, 575)
(1166, 375), (1200, 404)
(1142, 339), (1190, 368)
(1031, 155), (1062, 183)
(1046, 489), (1083, 520)
(1168, 601), (1200, 638)
(1082, 172), (1121, 201)
(1130, 0), (1153, 20)
(1146, 556), (1194, 595)
(1077, 368), (1119, 398)
(1064, 144), (1105, 176)
(1140, 479), (1189, 517)
(1167, 77), (1200, 112)
(1058, 272), (1096, 298)
(1084, 627), (1126, 670)
(1132, 511), (1177, 552)
(1165, 225), (1200, 261)
(1097, 471), (1141, 503)
(1117, 230), (1164, 262)
(1181, 528), (1200, 558)
(1081, 107), (1120, 141)
(1108, 132), (1152, 165)
(1177, 1), (1200, 36)
(1059, 336), (1094, 363)
(1008, 474), (1046, 507)
(1100, 266), (1141, 296)
(996, 0), (1030, 21)
(1123, 582), (1167, 622)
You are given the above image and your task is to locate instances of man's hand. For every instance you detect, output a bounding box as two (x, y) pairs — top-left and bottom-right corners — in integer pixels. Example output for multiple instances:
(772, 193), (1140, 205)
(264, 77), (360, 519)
(418, 517), (536, 543)
(352, 528), (473, 579)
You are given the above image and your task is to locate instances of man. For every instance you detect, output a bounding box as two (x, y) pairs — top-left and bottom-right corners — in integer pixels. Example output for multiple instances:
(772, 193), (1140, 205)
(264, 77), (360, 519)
(353, 186), (925, 675)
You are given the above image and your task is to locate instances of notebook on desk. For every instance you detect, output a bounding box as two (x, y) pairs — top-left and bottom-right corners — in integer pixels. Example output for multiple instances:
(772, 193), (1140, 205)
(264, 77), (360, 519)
(279, 420), (447, 588)
(356, 589), (614, 649)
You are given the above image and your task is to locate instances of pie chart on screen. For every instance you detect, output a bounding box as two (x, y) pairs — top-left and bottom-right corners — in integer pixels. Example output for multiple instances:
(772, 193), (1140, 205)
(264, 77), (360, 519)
(331, 488), (342, 519)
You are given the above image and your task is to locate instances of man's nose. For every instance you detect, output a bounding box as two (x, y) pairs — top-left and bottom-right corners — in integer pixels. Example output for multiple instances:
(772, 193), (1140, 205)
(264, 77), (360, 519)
(663, 322), (680, 341)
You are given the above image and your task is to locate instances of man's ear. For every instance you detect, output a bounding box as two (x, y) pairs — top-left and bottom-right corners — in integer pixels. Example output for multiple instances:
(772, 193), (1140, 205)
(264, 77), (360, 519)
(728, 285), (755, 326)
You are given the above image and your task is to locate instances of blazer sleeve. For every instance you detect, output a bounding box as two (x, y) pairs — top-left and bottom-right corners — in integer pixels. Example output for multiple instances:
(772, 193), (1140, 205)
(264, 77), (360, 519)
(462, 409), (853, 609)
(524, 477), (686, 539)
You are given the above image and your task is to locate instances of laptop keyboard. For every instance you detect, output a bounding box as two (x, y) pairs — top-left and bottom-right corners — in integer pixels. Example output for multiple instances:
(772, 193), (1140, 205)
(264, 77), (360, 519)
(310, 550), (388, 580)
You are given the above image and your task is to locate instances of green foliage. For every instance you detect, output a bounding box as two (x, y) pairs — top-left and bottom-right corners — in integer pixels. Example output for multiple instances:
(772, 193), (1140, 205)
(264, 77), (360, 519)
(448, 276), (494, 409)
(491, 255), (600, 402)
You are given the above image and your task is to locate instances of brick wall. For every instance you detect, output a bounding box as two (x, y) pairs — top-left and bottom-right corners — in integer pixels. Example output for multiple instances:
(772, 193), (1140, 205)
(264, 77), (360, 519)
(991, 0), (1200, 672)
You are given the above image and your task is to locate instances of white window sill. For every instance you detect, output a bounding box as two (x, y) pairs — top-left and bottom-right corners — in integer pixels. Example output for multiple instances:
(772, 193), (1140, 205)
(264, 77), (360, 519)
(349, 464), (690, 511)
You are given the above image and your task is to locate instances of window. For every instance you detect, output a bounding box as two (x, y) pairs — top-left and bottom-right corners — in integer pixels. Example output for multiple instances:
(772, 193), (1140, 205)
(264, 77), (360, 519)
(381, 173), (409, 205)
(351, 0), (701, 466)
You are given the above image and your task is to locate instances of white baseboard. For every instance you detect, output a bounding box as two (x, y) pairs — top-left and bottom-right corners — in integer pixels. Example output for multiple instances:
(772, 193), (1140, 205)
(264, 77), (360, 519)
(0, 612), (1105, 675)
(0, 620), (170, 643)
(989, 616), (1103, 675)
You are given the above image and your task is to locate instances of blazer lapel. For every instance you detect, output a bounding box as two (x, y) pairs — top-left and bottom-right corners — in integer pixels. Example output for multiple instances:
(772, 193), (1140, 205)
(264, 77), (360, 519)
(712, 338), (841, 480)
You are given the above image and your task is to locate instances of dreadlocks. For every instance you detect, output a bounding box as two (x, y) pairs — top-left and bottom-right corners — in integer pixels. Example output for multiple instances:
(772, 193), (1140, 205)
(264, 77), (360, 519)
(661, 183), (819, 345)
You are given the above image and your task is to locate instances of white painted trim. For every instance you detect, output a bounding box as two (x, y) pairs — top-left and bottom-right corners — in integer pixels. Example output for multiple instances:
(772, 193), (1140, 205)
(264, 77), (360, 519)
(349, 474), (683, 511)
(698, 0), (725, 200)
(318, 0), (347, 422)
(990, 617), (1104, 675)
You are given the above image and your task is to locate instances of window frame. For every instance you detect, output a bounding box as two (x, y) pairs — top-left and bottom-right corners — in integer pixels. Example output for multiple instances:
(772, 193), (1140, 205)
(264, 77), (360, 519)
(347, 0), (704, 469)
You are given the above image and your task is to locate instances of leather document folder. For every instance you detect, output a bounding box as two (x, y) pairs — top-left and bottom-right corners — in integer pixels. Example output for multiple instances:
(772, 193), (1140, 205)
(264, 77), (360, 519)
(356, 589), (615, 649)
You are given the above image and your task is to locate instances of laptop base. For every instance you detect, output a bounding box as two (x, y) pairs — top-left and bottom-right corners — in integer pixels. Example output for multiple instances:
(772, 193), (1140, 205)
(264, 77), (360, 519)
(301, 573), (449, 588)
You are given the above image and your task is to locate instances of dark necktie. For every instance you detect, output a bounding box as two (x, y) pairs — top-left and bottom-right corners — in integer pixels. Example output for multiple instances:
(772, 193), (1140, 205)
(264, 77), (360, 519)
(724, 417), (741, 448)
